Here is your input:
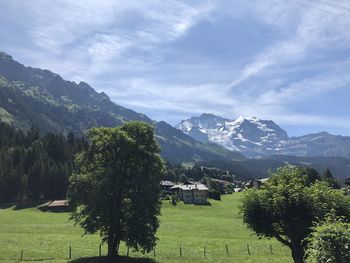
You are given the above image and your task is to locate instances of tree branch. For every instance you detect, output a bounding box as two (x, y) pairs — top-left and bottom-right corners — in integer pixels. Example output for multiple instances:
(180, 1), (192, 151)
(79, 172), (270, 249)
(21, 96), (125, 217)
(272, 230), (291, 247)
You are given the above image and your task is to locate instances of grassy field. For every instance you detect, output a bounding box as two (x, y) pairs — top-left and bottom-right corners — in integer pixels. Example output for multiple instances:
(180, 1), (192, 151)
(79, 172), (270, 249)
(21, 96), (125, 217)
(0, 193), (292, 263)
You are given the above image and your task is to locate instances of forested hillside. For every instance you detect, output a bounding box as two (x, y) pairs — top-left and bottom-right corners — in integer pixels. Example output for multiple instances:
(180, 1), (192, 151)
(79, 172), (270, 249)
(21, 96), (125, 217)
(0, 122), (87, 202)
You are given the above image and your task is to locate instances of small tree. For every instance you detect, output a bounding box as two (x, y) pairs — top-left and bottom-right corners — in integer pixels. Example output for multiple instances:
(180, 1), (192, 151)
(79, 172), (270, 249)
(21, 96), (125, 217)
(208, 179), (221, 200)
(67, 122), (164, 259)
(305, 217), (350, 263)
(240, 166), (350, 263)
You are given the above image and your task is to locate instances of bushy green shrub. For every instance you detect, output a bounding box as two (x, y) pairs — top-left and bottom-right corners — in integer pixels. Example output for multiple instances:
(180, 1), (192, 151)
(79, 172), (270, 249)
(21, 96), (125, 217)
(305, 219), (350, 263)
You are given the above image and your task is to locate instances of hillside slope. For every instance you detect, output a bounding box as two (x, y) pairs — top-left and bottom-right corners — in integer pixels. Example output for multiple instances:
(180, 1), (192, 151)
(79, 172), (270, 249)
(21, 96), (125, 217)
(0, 52), (243, 165)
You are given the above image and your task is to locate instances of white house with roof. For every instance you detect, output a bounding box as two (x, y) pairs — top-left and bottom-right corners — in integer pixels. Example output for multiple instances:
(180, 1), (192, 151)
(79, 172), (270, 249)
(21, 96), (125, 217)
(171, 181), (209, 204)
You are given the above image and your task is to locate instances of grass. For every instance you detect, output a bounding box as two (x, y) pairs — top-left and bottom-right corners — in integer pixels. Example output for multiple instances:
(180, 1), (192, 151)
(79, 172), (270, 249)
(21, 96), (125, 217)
(0, 194), (292, 263)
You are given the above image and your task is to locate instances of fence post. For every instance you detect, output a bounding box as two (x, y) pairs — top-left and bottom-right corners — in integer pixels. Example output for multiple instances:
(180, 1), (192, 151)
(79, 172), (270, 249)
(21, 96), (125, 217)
(20, 249), (23, 261)
(179, 244), (182, 257)
(226, 244), (229, 256)
(127, 246), (129, 256)
(69, 246), (72, 259)
(247, 244), (250, 255)
(204, 246), (206, 258)
(99, 244), (102, 256)
(270, 244), (273, 254)
(153, 248), (156, 258)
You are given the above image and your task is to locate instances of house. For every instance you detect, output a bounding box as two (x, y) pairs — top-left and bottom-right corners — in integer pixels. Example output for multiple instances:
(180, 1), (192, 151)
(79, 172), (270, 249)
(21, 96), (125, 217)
(245, 178), (269, 189)
(211, 179), (231, 193)
(160, 180), (175, 195)
(46, 200), (70, 212)
(171, 181), (209, 204)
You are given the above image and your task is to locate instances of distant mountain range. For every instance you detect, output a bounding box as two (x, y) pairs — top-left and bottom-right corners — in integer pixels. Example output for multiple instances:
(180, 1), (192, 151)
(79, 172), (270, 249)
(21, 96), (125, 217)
(1, 51), (349, 180)
(0, 51), (242, 166)
(177, 113), (350, 159)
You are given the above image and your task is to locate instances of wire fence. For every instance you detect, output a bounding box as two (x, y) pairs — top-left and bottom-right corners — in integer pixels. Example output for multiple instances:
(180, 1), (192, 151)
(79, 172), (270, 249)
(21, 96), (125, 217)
(0, 242), (291, 261)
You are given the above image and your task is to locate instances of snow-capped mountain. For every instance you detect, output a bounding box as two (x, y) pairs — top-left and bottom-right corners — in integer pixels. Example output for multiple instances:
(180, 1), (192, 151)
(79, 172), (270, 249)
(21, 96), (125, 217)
(176, 113), (350, 159)
(177, 113), (289, 157)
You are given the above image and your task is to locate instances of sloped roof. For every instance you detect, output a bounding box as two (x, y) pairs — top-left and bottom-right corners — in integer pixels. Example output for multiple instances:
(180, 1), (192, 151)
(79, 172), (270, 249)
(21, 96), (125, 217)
(160, 180), (175, 187)
(48, 200), (68, 207)
(178, 182), (208, 191)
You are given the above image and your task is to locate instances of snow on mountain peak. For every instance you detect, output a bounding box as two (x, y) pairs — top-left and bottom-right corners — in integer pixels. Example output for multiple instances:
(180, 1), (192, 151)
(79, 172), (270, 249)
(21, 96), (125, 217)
(176, 114), (289, 157)
(176, 113), (350, 159)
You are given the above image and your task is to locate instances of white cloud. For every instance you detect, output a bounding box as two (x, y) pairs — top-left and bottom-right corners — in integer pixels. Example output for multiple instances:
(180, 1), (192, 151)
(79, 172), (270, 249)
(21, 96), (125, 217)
(0, 0), (214, 78)
(228, 1), (350, 88)
(2, 0), (350, 134)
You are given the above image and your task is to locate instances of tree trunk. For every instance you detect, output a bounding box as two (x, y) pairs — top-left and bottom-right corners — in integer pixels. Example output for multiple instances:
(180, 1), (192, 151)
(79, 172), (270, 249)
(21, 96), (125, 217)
(107, 234), (119, 261)
(107, 239), (117, 260)
(290, 244), (305, 263)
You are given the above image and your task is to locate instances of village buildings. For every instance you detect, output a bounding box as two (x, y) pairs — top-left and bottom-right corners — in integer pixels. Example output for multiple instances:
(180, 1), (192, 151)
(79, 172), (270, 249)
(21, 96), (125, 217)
(171, 181), (209, 204)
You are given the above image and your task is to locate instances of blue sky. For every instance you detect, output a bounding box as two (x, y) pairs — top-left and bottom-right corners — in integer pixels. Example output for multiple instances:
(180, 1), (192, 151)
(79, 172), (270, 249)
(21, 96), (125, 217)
(1, 0), (350, 136)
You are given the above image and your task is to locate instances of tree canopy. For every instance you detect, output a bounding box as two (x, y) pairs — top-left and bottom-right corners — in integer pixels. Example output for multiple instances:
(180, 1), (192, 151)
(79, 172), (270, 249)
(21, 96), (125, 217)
(67, 121), (164, 259)
(240, 166), (350, 263)
(305, 216), (350, 263)
(0, 122), (87, 202)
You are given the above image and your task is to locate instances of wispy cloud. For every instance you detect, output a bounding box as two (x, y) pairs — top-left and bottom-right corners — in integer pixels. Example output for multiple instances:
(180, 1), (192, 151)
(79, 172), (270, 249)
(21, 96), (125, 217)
(1, 0), (350, 135)
(228, 1), (350, 88)
(0, 0), (214, 78)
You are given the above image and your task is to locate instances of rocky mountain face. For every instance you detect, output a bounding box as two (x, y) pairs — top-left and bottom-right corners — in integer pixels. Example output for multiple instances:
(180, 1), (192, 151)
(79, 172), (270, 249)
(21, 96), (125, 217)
(0, 52), (243, 165)
(279, 132), (350, 158)
(177, 113), (350, 159)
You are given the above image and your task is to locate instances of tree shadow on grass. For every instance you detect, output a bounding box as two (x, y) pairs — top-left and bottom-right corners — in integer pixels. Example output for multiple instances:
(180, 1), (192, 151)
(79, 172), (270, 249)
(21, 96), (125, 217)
(0, 202), (41, 210)
(0, 201), (52, 210)
(0, 203), (13, 209)
(70, 256), (157, 263)
(13, 201), (47, 210)
(195, 201), (212, 206)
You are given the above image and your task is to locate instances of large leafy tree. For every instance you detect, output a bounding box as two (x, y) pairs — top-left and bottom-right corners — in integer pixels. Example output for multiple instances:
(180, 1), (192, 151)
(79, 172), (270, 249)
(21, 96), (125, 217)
(67, 121), (164, 259)
(241, 166), (350, 263)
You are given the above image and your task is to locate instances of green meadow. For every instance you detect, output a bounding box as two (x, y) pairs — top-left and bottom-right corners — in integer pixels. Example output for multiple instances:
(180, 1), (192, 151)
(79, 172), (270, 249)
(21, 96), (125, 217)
(0, 194), (292, 263)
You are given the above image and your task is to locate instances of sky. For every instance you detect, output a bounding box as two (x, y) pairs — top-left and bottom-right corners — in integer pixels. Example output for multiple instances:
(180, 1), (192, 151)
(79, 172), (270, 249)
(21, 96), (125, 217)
(0, 0), (350, 136)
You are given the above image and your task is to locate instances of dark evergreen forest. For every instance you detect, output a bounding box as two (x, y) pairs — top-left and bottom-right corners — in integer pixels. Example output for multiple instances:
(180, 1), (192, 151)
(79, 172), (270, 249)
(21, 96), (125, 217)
(0, 122), (87, 203)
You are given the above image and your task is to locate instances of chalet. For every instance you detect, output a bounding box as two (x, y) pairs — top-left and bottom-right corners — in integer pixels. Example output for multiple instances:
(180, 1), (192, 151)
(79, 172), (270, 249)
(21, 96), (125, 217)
(46, 200), (70, 212)
(171, 181), (208, 204)
(211, 179), (231, 193)
(245, 178), (269, 189)
(160, 180), (175, 195)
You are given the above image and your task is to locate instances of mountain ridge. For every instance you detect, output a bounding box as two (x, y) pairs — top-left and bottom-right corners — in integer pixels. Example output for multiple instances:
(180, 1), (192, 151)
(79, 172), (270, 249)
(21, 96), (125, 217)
(176, 113), (350, 159)
(1, 51), (350, 180)
(0, 51), (243, 165)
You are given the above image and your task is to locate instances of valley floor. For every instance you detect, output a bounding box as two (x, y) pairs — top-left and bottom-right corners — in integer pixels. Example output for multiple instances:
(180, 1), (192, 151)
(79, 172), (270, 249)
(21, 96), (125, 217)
(0, 194), (292, 263)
